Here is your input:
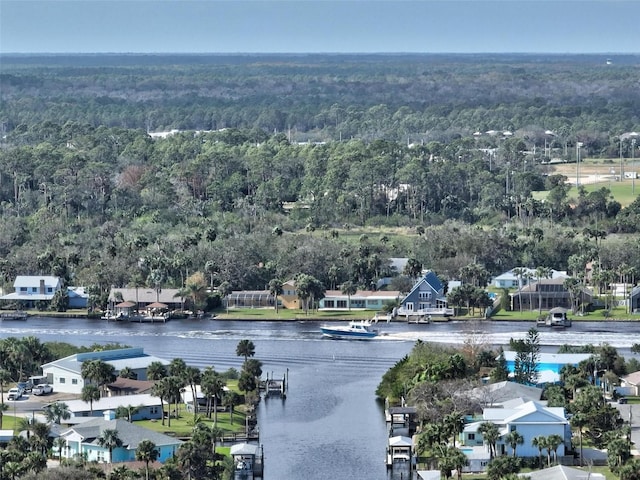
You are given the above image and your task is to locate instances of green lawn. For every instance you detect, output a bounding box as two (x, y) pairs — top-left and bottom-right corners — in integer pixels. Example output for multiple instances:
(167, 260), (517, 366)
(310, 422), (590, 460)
(137, 406), (245, 438)
(214, 307), (377, 321)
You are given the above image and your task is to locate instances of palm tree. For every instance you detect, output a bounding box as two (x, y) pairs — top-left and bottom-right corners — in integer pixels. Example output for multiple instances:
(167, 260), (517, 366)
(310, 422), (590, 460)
(546, 434), (563, 465)
(146, 360), (168, 381)
(268, 278), (283, 313)
(218, 281), (232, 313)
(444, 411), (465, 447)
(0, 403), (8, 428)
(531, 436), (545, 468)
(223, 391), (242, 425)
(152, 378), (170, 427)
(184, 365), (201, 421)
(570, 412), (587, 466)
(478, 421), (500, 459)
(535, 266), (552, 313)
(236, 339), (256, 363)
(0, 368), (11, 409)
(505, 430), (524, 458)
(43, 401), (71, 424)
(81, 384), (101, 415)
(202, 369), (226, 425)
(135, 439), (159, 480)
(340, 281), (358, 311)
(30, 420), (51, 456)
(97, 428), (123, 463)
(110, 465), (134, 480)
(118, 366), (137, 380)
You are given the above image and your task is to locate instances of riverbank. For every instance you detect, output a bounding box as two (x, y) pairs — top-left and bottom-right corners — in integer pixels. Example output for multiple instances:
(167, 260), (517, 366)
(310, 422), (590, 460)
(19, 307), (640, 323)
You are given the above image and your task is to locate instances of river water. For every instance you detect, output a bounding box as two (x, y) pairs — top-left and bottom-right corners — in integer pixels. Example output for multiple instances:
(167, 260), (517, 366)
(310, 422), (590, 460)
(1, 317), (638, 479)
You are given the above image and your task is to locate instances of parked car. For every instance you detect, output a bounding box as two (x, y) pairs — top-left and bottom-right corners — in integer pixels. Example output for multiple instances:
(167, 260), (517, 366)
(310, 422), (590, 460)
(17, 380), (33, 393)
(618, 397), (628, 404)
(32, 384), (53, 396)
(7, 387), (23, 400)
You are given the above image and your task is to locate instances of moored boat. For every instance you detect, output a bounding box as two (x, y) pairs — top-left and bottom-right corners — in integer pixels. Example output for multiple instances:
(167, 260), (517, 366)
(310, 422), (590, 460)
(320, 320), (379, 340)
(0, 310), (29, 321)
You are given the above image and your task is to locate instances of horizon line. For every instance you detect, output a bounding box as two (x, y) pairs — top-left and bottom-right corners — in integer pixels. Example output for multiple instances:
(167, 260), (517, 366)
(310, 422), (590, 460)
(2, 51), (638, 56)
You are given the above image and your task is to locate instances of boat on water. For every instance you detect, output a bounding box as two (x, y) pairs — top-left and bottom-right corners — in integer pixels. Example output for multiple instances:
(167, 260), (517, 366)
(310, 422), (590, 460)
(320, 320), (379, 340)
(537, 307), (572, 328)
(0, 310), (29, 321)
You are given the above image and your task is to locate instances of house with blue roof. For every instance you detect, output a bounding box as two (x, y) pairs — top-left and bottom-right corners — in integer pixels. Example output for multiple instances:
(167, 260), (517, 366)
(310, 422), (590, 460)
(397, 271), (453, 317)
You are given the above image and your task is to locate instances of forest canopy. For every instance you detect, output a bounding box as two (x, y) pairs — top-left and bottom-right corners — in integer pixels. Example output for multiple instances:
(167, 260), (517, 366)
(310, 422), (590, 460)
(1, 54), (639, 310)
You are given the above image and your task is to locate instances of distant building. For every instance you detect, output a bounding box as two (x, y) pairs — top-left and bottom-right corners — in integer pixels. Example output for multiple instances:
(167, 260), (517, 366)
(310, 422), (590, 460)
(41, 347), (170, 394)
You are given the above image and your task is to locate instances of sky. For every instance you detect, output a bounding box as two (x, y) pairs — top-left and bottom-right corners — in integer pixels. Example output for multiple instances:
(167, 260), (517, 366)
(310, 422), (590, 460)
(1, 0), (639, 54)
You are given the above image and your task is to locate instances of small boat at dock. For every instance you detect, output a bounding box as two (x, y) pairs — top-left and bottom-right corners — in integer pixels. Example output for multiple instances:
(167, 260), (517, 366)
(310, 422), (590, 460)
(537, 307), (572, 328)
(320, 320), (379, 340)
(0, 310), (29, 320)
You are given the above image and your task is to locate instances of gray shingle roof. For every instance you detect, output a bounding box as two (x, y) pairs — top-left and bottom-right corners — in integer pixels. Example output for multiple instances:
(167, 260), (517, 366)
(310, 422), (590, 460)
(62, 418), (182, 449)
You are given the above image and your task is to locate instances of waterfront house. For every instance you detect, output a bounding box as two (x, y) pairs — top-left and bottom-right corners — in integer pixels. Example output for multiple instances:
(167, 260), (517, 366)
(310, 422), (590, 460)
(107, 287), (184, 312)
(0, 275), (63, 307)
(461, 400), (570, 471)
(68, 286), (89, 308)
(280, 279), (302, 309)
(397, 271), (453, 317)
(510, 277), (592, 312)
(41, 347), (170, 394)
(319, 289), (400, 311)
(62, 393), (163, 420)
(59, 412), (181, 463)
(493, 268), (567, 289)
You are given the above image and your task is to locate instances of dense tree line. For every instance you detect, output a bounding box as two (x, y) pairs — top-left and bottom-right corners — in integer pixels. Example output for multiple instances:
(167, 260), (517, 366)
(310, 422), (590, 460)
(2, 54), (639, 143)
(1, 55), (640, 309)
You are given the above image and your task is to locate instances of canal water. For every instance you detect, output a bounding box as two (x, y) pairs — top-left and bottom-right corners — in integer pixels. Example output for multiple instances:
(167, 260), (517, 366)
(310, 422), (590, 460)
(1, 317), (638, 479)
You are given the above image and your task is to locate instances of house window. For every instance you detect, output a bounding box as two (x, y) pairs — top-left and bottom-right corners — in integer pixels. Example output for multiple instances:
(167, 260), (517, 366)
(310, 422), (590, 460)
(324, 300), (335, 308)
(31, 287), (38, 293)
(150, 407), (158, 414)
(20, 287), (27, 292)
(468, 433), (475, 440)
(97, 450), (105, 462)
(72, 379), (78, 385)
(59, 378), (65, 384)
(481, 461), (488, 467)
(418, 291), (431, 300)
(47, 287), (53, 293)
(336, 300), (347, 308)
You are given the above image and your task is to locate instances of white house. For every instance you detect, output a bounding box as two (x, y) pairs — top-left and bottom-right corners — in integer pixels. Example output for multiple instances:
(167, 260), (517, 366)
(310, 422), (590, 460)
(41, 347), (170, 394)
(59, 412), (182, 464)
(61, 393), (163, 420)
(461, 401), (570, 471)
(493, 268), (568, 289)
(0, 275), (62, 306)
(519, 465), (605, 480)
(318, 289), (401, 311)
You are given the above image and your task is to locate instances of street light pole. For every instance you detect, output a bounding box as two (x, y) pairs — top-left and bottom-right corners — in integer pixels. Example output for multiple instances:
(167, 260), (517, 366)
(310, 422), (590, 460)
(576, 142), (582, 187)
(633, 138), (636, 195)
(620, 137), (624, 181)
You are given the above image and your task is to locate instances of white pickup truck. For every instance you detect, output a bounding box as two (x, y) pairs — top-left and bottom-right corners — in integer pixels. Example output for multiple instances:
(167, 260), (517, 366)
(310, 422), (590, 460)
(32, 384), (53, 396)
(7, 387), (23, 400)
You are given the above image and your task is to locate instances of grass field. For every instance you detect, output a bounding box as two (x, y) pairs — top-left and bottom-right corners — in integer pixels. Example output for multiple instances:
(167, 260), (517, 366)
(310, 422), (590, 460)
(543, 158), (640, 207)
